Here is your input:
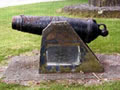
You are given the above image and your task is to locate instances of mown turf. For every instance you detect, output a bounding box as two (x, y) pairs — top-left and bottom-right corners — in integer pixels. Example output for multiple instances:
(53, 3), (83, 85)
(89, 18), (120, 54)
(0, 80), (120, 90)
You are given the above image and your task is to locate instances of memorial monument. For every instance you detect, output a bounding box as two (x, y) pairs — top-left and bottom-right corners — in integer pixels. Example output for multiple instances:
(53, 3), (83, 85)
(12, 15), (109, 73)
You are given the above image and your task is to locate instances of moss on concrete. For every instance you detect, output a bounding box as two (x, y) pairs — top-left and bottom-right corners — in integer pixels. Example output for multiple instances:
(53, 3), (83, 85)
(75, 53), (104, 73)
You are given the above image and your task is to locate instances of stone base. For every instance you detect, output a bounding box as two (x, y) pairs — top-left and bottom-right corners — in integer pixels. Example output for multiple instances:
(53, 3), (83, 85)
(2, 52), (120, 82)
(40, 21), (103, 73)
(2, 55), (97, 81)
(62, 4), (120, 18)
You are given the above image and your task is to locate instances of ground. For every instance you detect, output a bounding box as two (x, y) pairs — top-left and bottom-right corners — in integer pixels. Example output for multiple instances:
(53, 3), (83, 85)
(0, 50), (120, 86)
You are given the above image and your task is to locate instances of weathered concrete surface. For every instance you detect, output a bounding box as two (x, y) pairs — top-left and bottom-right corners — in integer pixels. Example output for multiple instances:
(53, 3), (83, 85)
(1, 50), (120, 85)
(62, 4), (120, 18)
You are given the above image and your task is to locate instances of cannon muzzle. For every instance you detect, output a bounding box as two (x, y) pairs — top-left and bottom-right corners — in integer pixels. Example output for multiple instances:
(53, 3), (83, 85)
(12, 15), (108, 43)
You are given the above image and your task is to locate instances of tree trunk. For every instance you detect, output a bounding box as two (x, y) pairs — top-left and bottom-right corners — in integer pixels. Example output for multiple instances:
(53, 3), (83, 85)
(89, 0), (120, 7)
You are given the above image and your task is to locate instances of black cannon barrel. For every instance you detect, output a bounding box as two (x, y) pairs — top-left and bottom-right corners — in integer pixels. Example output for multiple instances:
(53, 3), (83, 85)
(12, 15), (108, 43)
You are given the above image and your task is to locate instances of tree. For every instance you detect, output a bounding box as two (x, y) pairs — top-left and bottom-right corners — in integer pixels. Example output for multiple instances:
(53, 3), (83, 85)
(89, 0), (120, 7)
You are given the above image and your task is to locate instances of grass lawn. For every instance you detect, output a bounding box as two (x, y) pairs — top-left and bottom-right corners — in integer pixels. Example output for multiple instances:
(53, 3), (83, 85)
(1, 80), (120, 90)
(0, 0), (120, 89)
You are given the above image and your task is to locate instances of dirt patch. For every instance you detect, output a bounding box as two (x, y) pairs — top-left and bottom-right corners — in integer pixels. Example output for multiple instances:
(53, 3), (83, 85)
(62, 4), (120, 18)
(1, 50), (120, 85)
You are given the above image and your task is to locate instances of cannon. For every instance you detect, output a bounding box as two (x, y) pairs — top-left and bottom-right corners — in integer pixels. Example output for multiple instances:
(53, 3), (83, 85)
(12, 15), (108, 73)
(12, 15), (108, 43)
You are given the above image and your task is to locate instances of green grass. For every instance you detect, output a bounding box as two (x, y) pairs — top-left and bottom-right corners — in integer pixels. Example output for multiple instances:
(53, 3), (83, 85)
(0, 81), (28, 90)
(1, 80), (120, 90)
(89, 18), (120, 54)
